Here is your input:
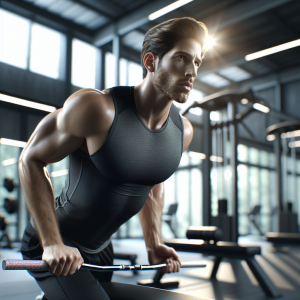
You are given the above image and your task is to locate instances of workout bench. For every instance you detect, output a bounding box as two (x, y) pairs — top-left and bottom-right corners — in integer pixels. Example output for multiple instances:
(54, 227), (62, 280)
(163, 239), (280, 298)
(139, 227), (281, 298)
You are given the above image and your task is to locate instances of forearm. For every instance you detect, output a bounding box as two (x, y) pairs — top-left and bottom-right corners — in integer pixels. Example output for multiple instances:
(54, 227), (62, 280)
(19, 158), (63, 248)
(138, 183), (164, 249)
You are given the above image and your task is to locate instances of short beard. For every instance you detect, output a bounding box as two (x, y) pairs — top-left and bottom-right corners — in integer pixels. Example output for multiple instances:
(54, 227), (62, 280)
(153, 63), (189, 104)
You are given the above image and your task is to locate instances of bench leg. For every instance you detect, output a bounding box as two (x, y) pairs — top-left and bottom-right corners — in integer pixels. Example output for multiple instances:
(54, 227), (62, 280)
(210, 256), (222, 279)
(245, 257), (281, 298)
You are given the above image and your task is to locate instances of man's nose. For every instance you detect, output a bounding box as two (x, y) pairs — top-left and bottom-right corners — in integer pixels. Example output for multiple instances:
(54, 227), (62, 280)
(185, 62), (197, 78)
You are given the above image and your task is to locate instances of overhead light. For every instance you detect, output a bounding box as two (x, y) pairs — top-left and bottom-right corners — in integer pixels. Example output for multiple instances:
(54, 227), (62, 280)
(241, 98), (249, 105)
(188, 151), (206, 160)
(210, 156), (223, 163)
(0, 138), (27, 148)
(0, 93), (56, 112)
(149, 0), (193, 20)
(1, 158), (17, 167)
(289, 141), (300, 148)
(253, 103), (270, 113)
(50, 169), (68, 177)
(281, 130), (300, 139)
(266, 134), (276, 142)
(245, 39), (300, 61)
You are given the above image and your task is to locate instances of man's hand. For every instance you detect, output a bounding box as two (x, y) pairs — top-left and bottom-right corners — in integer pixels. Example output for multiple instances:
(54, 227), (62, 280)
(147, 244), (182, 274)
(42, 243), (84, 276)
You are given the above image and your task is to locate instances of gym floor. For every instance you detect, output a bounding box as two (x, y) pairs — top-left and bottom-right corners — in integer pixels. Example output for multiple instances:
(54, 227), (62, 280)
(0, 236), (299, 300)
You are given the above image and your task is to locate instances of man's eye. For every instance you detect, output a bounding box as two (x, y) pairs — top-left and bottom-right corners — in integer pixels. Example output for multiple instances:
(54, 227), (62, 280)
(179, 55), (185, 60)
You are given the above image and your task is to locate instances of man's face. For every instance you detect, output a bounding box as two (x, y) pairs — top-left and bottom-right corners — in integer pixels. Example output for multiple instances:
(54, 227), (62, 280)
(152, 38), (202, 104)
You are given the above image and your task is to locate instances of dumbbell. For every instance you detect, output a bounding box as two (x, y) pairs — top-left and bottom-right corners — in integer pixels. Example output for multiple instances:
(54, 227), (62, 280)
(2, 178), (16, 193)
(186, 226), (223, 244)
(0, 198), (18, 214)
(0, 215), (17, 231)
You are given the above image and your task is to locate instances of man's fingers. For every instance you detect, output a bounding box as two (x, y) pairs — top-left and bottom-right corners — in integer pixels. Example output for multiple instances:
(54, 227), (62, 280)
(55, 255), (68, 276)
(163, 258), (182, 273)
(47, 257), (59, 275)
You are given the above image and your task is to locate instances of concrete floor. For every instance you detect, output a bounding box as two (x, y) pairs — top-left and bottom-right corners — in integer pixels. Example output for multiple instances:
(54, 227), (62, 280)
(0, 236), (300, 300)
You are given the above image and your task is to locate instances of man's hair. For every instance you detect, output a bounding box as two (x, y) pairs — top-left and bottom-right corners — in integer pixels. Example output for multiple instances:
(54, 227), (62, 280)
(141, 17), (208, 79)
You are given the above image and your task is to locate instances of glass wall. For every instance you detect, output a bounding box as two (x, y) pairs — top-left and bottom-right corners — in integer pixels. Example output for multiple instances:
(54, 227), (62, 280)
(0, 142), (69, 242)
(0, 144), (21, 241)
(30, 23), (65, 79)
(72, 39), (99, 88)
(0, 8), (66, 79)
(105, 54), (143, 89)
(237, 144), (277, 235)
(0, 9), (30, 69)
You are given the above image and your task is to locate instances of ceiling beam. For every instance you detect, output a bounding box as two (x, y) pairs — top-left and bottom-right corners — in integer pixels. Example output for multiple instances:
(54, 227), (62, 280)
(267, 11), (300, 40)
(238, 65), (300, 91)
(78, 0), (123, 19)
(202, 0), (294, 32)
(71, 0), (114, 21)
(93, 0), (175, 46)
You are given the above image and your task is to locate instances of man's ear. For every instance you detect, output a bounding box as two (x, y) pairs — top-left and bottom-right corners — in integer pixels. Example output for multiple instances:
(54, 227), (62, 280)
(143, 52), (157, 74)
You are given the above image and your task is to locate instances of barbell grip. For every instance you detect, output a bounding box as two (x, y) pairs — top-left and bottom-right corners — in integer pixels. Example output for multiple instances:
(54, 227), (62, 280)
(2, 259), (206, 271)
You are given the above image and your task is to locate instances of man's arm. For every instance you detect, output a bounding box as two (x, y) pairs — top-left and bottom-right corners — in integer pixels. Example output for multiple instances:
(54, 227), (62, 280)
(19, 89), (113, 276)
(138, 115), (193, 273)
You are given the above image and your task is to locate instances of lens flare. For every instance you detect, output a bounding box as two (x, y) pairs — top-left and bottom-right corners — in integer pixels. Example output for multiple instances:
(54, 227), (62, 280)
(205, 37), (215, 49)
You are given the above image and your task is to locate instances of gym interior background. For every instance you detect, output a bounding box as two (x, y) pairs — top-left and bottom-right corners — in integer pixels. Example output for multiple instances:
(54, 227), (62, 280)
(0, 0), (300, 300)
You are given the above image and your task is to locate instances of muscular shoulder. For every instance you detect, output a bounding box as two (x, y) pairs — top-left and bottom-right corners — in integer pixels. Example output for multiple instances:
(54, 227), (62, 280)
(181, 116), (193, 152)
(58, 88), (114, 138)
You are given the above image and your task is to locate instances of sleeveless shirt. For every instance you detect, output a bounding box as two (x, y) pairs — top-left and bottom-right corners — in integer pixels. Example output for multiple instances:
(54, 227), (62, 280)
(55, 86), (184, 251)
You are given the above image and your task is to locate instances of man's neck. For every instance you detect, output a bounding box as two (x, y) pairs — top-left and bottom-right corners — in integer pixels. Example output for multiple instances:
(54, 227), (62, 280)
(134, 79), (173, 131)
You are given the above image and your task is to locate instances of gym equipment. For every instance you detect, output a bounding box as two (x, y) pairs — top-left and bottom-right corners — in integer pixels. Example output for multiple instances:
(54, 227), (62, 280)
(266, 120), (300, 233)
(186, 226), (222, 243)
(139, 227), (281, 298)
(182, 89), (270, 242)
(211, 199), (232, 241)
(2, 259), (206, 271)
(162, 203), (178, 238)
(265, 232), (300, 245)
(0, 214), (16, 231)
(0, 197), (18, 214)
(247, 205), (263, 235)
(3, 178), (16, 192)
(114, 253), (138, 274)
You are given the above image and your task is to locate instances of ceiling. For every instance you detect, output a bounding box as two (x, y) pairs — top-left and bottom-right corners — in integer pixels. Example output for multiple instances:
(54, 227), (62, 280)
(1, 0), (300, 91)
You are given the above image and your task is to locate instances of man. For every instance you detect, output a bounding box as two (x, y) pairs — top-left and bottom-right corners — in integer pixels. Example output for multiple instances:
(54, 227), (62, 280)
(19, 17), (208, 300)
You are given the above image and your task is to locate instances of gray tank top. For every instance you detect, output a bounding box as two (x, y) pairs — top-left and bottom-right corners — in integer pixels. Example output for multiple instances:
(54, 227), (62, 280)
(55, 86), (184, 251)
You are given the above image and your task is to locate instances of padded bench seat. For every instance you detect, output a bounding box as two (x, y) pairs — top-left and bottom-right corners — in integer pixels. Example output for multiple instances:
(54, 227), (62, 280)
(266, 232), (300, 245)
(157, 238), (280, 298)
(164, 239), (261, 258)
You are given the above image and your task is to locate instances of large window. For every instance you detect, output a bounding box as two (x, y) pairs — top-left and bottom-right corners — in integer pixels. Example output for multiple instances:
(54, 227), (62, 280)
(237, 144), (277, 235)
(105, 54), (143, 89)
(0, 8), (66, 80)
(30, 23), (65, 79)
(72, 39), (99, 88)
(0, 9), (30, 69)
(105, 52), (116, 89)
